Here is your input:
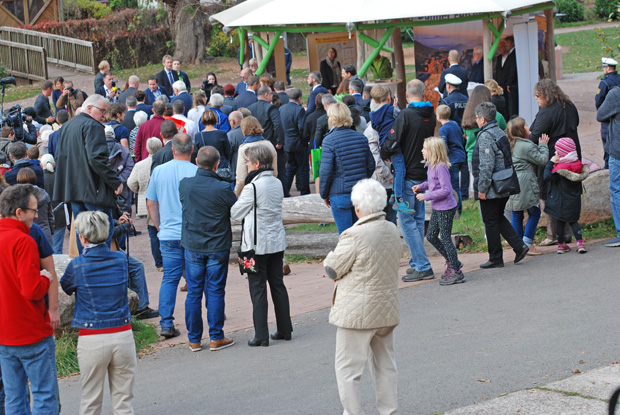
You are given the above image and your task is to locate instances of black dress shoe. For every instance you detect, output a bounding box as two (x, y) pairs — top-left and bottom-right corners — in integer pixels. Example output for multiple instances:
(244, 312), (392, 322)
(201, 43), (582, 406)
(514, 246), (529, 264)
(480, 261), (504, 269)
(134, 307), (160, 320)
(270, 331), (292, 341)
(248, 338), (269, 347)
(160, 327), (180, 339)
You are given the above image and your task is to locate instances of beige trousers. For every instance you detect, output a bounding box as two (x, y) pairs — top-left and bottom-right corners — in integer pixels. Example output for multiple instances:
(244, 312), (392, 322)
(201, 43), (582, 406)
(77, 329), (137, 415)
(335, 326), (398, 415)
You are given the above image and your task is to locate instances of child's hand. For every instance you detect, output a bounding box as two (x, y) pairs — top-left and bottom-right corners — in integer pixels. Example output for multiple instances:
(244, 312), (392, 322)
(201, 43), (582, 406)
(551, 155), (559, 163)
(416, 193), (425, 201)
(412, 185), (420, 193)
(540, 134), (550, 144)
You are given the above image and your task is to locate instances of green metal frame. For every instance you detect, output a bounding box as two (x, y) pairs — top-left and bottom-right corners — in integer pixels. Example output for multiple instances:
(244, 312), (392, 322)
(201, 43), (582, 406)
(238, 27), (246, 66)
(250, 31), (282, 76)
(358, 27), (395, 77)
(487, 19), (505, 60)
(358, 32), (394, 54)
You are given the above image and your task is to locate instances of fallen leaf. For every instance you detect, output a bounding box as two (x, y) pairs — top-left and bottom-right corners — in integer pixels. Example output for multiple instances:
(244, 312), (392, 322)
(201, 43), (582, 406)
(579, 360), (585, 364)
(572, 369), (581, 373)
(478, 379), (491, 383)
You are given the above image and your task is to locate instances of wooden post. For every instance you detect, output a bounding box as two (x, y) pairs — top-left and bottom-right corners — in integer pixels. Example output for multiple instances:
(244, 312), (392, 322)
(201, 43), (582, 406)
(482, 19), (493, 81)
(544, 7), (556, 82)
(391, 24), (407, 109)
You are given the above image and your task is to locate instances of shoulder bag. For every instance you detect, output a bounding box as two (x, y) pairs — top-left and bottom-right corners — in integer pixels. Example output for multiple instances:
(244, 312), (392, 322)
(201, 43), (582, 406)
(491, 137), (520, 195)
(237, 183), (258, 274)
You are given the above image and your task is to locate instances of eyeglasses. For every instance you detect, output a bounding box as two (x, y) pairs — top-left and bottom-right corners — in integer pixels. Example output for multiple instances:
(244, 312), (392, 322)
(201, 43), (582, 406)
(23, 207), (38, 214)
(92, 105), (107, 115)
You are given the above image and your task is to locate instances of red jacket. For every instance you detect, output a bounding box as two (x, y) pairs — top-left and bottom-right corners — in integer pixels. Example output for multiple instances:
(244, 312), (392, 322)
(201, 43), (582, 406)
(0, 218), (52, 346)
(134, 115), (165, 162)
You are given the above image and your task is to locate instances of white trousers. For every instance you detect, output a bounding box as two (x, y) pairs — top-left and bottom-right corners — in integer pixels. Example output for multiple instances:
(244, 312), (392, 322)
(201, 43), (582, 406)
(335, 326), (398, 415)
(77, 329), (137, 415)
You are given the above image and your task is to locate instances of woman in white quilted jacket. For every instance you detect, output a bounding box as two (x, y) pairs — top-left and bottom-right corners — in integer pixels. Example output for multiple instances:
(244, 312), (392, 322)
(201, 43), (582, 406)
(323, 178), (403, 415)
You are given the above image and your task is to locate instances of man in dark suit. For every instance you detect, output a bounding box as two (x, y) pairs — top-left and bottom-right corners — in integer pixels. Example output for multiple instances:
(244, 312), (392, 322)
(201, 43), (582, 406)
(306, 71), (329, 117)
(94, 60), (109, 91)
(235, 68), (252, 97)
(223, 84), (238, 113)
(212, 85), (234, 116)
(155, 55), (178, 97)
(248, 86), (285, 189)
(33, 80), (55, 125)
(118, 75), (140, 105)
(95, 72), (118, 103)
(170, 81), (193, 117)
(501, 36), (518, 118)
(144, 76), (167, 105)
(279, 88), (308, 196)
(235, 75), (259, 109)
(349, 79), (363, 104)
(135, 90), (153, 118)
(172, 58), (191, 93)
(275, 81), (289, 105)
(469, 45), (484, 84)
(122, 96), (138, 131)
(438, 50), (469, 97)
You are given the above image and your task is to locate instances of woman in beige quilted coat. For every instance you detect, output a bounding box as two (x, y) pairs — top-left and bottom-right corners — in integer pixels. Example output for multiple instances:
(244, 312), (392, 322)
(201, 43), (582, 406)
(323, 178), (403, 415)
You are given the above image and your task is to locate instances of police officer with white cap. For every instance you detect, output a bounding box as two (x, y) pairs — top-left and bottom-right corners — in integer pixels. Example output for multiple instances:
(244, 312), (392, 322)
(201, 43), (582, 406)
(440, 73), (468, 125)
(596, 57), (620, 169)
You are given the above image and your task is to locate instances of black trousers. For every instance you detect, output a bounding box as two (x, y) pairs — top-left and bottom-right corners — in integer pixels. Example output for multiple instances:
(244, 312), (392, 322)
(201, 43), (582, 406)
(276, 148), (287, 196)
(285, 150), (310, 196)
(247, 251), (293, 340)
(480, 197), (525, 263)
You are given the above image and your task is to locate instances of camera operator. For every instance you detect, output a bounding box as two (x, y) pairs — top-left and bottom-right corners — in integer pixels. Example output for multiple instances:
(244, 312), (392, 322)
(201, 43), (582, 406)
(3, 106), (37, 145)
(56, 80), (87, 118)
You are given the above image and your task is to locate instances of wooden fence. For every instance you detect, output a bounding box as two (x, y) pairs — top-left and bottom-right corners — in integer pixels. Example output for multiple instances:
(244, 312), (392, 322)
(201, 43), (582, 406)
(0, 26), (95, 74)
(0, 40), (47, 81)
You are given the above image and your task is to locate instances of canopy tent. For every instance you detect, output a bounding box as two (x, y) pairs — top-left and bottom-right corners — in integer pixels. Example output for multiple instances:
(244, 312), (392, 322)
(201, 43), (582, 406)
(211, 0), (556, 116)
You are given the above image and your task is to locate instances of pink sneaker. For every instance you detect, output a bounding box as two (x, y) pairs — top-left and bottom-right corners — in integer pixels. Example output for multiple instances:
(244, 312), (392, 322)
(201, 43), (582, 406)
(577, 241), (587, 253)
(557, 243), (571, 254)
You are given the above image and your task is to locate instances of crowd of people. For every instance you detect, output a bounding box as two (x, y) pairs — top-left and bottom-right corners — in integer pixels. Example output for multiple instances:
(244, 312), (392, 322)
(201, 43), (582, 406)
(1, 43), (619, 415)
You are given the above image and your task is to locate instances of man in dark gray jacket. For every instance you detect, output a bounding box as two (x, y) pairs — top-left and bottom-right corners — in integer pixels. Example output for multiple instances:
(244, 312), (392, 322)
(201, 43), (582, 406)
(53, 94), (122, 252)
(279, 88), (308, 196)
(596, 85), (620, 247)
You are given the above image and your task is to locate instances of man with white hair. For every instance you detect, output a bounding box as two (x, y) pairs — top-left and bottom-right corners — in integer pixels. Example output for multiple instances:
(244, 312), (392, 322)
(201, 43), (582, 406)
(53, 94), (123, 252)
(171, 100), (198, 137)
(171, 80), (192, 117)
(208, 93), (231, 133)
(469, 45), (484, 84)
(227, 110), (244, 182)
(118, 75), (140, 105)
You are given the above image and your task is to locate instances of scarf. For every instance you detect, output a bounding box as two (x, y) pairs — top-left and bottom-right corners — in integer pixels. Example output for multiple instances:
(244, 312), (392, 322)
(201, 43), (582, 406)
(325, 57), (342, 88)
(245, 167), (273, 185)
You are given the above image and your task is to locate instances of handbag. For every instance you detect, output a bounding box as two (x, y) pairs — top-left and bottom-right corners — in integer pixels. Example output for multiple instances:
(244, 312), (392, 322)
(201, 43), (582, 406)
(310, 140), (321, 181)
(237, 183), (258, 275)
(491, 136), (520, 195)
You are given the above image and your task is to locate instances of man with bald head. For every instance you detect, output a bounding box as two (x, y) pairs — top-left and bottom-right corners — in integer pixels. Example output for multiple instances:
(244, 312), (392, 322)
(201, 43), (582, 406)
(119, 75), (140, 105)
(227, 110), (244, 182)
(438, 49), (469, 96)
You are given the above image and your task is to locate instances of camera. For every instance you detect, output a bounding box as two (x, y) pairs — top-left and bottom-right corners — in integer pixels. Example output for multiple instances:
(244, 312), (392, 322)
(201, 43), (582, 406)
(66, 86), (75, 94)
(111, 80), (117, 88)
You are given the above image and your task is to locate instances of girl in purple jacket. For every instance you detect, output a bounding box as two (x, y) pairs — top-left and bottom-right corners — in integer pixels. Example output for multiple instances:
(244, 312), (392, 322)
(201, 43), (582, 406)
(413, 137), (464, 285)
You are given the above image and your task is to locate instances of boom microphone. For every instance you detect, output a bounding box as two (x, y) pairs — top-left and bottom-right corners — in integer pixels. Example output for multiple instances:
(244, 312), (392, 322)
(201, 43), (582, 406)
(0, 77), (16, 86)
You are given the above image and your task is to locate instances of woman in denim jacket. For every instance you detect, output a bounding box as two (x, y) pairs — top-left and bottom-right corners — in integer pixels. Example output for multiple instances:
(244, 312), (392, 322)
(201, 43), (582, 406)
(60, 211), (136, 415)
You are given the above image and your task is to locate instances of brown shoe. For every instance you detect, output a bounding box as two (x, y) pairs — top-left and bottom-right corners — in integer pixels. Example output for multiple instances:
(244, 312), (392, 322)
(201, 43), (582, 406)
(189, 342), (201, 352)
(283, 264), (291, 275)
(210, 337), (235, 351)
(526, 246), (543, 256)
(180, 283), (187, 292)
(156, 267), (163, 272)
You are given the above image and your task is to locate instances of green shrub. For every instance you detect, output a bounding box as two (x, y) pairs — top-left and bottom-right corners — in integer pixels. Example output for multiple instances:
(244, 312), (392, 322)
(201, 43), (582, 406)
(557, 0), (585, 22)
(207, 23), (238, 58)
(595, 0), (619, 19)
(64, 0), (112, 20)
(109, 0), (139, 11)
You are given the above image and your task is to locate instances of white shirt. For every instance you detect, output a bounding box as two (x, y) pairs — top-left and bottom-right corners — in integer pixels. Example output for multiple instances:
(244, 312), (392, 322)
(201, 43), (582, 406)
(172, 114), (198, 137)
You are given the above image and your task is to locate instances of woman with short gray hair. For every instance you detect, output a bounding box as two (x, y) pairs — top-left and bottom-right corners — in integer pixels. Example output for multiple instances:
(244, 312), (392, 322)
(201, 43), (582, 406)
(61, 211), (136, 415)
(324, 178), (403, 414)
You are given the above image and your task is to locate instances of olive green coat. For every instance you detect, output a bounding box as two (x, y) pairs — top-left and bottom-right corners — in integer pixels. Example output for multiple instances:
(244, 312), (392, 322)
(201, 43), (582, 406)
(506, 139), (549, 211)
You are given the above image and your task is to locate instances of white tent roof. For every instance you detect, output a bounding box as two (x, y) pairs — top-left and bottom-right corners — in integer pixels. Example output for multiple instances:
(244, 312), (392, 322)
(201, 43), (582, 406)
(211, 0), (553, 27)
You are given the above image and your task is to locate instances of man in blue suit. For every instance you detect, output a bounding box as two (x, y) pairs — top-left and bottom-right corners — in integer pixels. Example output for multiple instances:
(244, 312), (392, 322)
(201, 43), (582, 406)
(235, 75), (259, 109)
(170, 81), (193, 117)
(349, 79), (363, 104)
(144, 77), (167, 105)
(306, 71), (328, 117)
(135, 90), (153, 117)
(438, 50), (469, 97)
(235, 68), (252, 97)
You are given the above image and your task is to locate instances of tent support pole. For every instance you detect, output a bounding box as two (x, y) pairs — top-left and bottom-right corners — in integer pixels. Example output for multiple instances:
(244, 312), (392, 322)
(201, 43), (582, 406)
(545, 7), (556, 82)
(359, 27), (395, 78)
(487, 19), (505, 60)
(358, 33), (394, 54)
(238, 27), (246, 67)
(253, 30), (282, 76)
(391, 23), (407, 109)
(482, 19), (493, 81)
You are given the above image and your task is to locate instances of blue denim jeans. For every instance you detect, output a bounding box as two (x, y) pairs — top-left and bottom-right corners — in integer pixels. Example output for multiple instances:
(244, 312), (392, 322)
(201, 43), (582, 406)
(184, 250), (230, 342)
(71, 202), (114, 254)
(128, 255), (150, 310)
(391, 150), (406, 199)
(147, 225), (163, 268)
(399, 179), (431, 271)
(330, 194), (357, 234)
(449, 162), (463, 213)
(610, 156), (620, 236)
(0, 365), (4, 415)
(0, 336), (59, 415)
(159, 240), (185, 329)
(52, 227), (64, 255)
(511, 205), (542, 246)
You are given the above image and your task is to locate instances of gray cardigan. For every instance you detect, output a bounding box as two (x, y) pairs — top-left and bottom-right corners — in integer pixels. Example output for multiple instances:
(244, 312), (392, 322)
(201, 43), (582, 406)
(596, 86), (620, 160)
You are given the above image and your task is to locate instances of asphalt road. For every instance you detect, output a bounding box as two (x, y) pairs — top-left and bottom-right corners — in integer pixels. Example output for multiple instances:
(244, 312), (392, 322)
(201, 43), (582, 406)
(59, 241), (620, 414)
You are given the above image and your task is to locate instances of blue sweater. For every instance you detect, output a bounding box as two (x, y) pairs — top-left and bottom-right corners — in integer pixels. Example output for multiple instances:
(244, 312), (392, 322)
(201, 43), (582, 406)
(438, 120), (466, 164)
(370, 104), (396, 146)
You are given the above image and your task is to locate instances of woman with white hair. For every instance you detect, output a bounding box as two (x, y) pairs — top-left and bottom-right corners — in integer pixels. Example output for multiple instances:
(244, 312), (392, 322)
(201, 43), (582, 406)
(128, 110), (148, 157)
(208, 93), (231, 133)
(60, 211), (137, 415)
(127, 137), (163, 270)
(323, 178), (403, 415)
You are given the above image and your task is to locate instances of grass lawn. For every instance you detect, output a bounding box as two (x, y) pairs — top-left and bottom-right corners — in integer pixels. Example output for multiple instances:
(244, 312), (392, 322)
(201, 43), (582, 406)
(556, 27), (618, 73)
(2, 83), (42, 104)
(55, 319), (158, 378)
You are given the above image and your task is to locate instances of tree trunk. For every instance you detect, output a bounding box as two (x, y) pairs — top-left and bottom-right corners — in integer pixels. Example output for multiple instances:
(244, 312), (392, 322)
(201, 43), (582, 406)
(166, 0), (211, 63)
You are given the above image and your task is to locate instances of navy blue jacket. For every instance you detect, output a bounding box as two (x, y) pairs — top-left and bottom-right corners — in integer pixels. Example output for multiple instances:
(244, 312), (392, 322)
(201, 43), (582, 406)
(171, 92), (193, 117)
(438, 64), (469, 96)
(48, 127), (62, 158)
(319, 127), (375, 198)
(236, 90), (258, 109)
(307, 85), (329, 117)
(4, 158), (45, 188)
(144, 87), (167, 105)
(179, 168), (237, 253)
(136, 102), (153, 117)
(440, 89), (468, 126)
(279, 101), (306, 152)
(469, 59), (484, 84)
(438, 120), (466, 164)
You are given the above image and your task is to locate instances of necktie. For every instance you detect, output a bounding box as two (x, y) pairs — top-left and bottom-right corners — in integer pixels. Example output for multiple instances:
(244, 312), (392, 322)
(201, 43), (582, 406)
(168, 71), (174, 85)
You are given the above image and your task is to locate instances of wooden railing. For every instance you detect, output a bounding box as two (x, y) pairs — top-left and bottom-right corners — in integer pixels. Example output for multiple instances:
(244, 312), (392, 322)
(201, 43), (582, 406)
(0, 40), (48, 81)
(0, 26), (95, 74)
